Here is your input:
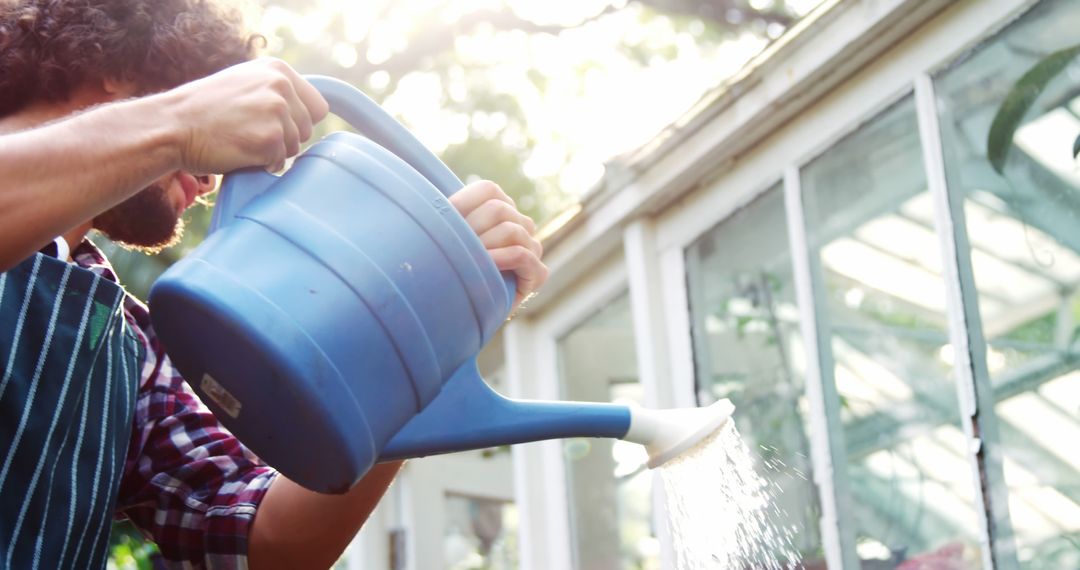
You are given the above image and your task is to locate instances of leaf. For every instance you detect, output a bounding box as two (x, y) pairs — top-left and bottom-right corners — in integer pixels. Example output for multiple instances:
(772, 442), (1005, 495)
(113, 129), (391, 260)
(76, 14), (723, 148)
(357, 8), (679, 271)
(735, 315), (753, 339)
(987, 43), (1080, 175)
(1074, 132), (1080, 160)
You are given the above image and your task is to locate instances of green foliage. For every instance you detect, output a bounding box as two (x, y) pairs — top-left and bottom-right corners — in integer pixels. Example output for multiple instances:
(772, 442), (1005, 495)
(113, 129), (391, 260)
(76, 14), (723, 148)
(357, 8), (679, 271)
(109, 520), (159, 569)
(987, 43), (1080, 175)
(1023, 532), (1080, 570)
(1004, 311), (1056, 345)
(442, 137), (540, 217)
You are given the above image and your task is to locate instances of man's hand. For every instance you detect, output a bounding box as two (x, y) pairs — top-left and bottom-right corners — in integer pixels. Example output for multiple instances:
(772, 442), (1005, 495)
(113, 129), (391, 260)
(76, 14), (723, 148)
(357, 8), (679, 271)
(166, 57), (329, 174)
(449, 181), (548, 310)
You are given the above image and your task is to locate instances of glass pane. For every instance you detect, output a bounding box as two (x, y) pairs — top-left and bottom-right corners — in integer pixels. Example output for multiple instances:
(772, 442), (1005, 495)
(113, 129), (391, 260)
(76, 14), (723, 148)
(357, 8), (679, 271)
(685, 184), (826, 566)
(801, 96), (986, 568)
(935, 1), (1080, 567)
(558, 292), (658, 570)
(444, 493), (519, 570)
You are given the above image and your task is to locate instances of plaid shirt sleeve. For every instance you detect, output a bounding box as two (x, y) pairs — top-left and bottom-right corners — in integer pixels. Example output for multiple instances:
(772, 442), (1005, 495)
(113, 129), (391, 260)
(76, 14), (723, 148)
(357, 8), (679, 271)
(71, 240), (275, 568)
(113, 296), (277, 569)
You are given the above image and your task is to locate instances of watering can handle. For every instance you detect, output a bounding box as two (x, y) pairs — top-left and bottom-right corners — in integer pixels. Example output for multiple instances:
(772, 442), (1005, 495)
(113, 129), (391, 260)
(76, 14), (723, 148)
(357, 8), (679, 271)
(211, 75), (517, 308)
(304, 75), (463, 197)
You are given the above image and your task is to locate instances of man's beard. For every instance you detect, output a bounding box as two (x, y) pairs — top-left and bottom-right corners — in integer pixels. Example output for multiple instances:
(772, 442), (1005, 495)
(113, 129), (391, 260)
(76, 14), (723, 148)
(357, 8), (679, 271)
(93, 183), (184, 253)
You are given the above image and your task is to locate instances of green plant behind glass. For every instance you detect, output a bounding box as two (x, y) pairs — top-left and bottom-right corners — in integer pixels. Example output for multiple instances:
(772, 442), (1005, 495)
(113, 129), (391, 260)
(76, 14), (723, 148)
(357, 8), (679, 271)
(987, 44), (1080, 174)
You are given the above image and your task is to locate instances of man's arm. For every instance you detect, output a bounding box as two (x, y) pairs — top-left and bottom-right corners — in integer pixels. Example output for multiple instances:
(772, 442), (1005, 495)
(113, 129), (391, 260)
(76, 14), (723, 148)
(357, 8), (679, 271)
(0, 94), (181, 270)
(248, 464), (404, 570)
(0, 58), (327, 271)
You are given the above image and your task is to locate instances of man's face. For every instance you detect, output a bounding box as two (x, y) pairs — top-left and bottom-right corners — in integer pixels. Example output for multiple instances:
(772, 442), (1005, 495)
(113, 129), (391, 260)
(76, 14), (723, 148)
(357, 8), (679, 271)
(92, 171), (216, 253)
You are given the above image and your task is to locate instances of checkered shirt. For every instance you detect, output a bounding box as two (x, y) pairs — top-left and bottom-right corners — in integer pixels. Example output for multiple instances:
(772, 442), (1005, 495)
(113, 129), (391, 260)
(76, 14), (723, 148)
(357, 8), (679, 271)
(73, 240), (277, 569)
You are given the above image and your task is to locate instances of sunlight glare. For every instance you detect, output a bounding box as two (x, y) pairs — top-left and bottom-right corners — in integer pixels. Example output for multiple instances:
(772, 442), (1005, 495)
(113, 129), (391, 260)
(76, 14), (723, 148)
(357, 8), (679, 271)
(786, 0), (825, 16)
(342, 1), (381, 43)
(271, 0), (805, 197)
(507, 0), (615, 27)
(331, 43), (358, 68)
(291, 8), (331, 44)
(382, 71), (473, 152)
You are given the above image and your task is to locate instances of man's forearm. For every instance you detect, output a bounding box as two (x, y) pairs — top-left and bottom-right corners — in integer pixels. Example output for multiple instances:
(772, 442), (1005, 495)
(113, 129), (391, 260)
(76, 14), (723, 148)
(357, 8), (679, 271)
(248, 461), (404, 570)
(0, 93), (182, 270)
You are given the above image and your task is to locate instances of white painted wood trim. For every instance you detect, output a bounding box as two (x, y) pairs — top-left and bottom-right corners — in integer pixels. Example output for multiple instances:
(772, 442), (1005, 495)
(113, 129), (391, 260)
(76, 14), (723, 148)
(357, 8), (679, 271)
(915, 73), (1019, 570)
(623, 219), (677, 567)
(783, 165), (859, 569)
(659, 247), (698, 409)
(623, 220), (670, 409)
(504, 320), (574, 570)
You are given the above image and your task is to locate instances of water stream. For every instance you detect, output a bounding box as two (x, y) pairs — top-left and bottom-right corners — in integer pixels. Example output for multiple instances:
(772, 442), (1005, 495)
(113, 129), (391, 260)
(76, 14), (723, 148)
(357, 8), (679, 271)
(661, 421), (802, 570)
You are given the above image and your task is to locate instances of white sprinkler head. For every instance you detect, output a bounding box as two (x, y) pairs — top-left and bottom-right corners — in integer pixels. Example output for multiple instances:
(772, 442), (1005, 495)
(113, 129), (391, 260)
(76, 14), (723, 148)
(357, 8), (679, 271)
(622, 399), (736, 469)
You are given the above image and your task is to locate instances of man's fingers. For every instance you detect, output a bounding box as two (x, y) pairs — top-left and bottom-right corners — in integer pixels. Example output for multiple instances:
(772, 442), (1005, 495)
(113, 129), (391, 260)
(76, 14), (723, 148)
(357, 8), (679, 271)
(281, 106), (301, 158)
(172, 58), (331, 175)
(262, 59), (315, 149)
(465, 199), (535, 238)
(450, 179), (545, 311)
(449, 181), (515, 219)
(269, 139), (287, 173)
(281, 79), (314, 145)
(295, 78), (329, 125)
(488, 245), (548, 299)
(480, 221), (542, 258)
(273, 59), (330, 124)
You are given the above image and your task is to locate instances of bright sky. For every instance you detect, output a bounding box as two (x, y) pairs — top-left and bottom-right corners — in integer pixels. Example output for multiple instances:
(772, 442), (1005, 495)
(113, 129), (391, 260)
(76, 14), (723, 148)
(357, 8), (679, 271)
(261, 0), (824, 201)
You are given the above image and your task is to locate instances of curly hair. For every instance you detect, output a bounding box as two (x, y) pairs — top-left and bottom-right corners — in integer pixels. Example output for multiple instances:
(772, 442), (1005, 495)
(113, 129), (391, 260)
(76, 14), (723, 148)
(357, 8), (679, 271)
(0, 0), (262, 117)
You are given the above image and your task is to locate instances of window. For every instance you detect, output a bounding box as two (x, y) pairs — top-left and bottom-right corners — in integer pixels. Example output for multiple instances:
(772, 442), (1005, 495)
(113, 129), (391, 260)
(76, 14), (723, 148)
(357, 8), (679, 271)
(444, 493), (519, 570)
(685, 184), (825, 565)
(557, 292), (658, 570)
(801, 95), (985, 567)
(934, 1), (1080, 566)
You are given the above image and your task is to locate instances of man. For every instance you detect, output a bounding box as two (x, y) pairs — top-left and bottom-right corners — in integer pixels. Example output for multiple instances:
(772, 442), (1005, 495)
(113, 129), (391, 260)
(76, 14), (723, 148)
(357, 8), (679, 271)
(0, 1), (547, 568)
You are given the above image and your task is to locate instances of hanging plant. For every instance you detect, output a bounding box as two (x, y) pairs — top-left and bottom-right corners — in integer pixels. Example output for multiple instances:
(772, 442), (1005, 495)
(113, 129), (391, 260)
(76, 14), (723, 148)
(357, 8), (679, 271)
(986, 43), (1080, 175)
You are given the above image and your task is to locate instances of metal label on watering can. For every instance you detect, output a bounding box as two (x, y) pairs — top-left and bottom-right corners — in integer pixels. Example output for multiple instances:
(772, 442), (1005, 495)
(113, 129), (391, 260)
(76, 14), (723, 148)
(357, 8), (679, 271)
(199, 374), (242, 419)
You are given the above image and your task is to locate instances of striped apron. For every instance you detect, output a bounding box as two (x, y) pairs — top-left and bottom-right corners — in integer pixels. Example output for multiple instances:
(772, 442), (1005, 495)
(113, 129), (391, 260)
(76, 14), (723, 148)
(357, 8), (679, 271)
(0, 252), (141, 569)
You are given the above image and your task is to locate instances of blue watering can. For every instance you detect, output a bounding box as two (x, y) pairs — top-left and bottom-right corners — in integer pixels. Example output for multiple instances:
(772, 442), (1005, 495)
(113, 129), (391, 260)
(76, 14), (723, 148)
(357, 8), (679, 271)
(149, 76), (734, 493)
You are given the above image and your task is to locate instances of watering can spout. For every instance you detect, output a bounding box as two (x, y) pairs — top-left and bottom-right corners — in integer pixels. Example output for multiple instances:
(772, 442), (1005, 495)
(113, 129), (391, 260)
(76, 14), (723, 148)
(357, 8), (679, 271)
(623, 398), (735, 468)
(380, 359), (735, 469)
(381, 359), (631, 460)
